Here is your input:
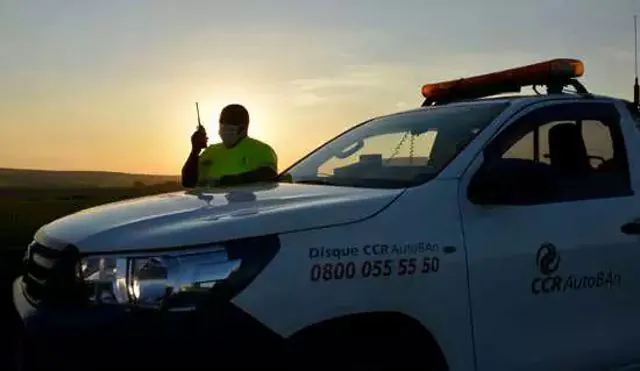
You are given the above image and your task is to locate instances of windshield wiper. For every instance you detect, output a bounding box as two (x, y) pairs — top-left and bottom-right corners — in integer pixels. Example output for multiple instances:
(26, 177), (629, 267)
(294, 178), (338, 186)
(288, 175), (429, 189)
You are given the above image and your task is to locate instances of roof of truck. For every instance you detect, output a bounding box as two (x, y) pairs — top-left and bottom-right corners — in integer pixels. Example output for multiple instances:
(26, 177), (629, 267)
(441, 93), (620, 105)
(398, 93), (624, 117)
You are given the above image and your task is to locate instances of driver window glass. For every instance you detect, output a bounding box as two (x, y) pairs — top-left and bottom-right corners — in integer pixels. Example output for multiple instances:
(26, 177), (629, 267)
(502, 131), (533, 160)
(502, 119), (615, 167)
(318, 132), (437, 176)
(480, 102), (632, 204)
(539, 121), (573, 164)
(581, 120), (614, 165)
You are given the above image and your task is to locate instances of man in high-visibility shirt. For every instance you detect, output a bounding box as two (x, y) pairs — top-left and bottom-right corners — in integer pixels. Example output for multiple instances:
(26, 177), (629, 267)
(181, 104), (278, 188)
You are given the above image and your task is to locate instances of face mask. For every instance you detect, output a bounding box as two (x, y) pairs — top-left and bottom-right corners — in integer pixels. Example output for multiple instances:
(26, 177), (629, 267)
(219, 124), (244, 146)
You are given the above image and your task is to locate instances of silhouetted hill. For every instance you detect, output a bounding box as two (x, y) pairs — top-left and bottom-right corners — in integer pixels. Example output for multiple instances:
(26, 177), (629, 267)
(0, 167), (180, 188)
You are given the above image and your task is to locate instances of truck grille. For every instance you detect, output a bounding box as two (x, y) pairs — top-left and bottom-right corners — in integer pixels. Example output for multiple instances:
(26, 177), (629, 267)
(22, 241), (84, 306)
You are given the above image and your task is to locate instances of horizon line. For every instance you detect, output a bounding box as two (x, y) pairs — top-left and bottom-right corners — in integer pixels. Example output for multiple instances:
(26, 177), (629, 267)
(0, 166), (180, 178)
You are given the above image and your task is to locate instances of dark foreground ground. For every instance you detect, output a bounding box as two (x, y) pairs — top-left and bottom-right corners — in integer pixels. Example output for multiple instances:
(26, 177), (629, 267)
(0, 184), (184, 369)
(0, 247), (24, 370)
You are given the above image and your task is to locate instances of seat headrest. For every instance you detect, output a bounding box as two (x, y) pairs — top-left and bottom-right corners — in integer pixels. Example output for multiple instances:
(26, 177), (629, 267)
(547, 123), (590, 171)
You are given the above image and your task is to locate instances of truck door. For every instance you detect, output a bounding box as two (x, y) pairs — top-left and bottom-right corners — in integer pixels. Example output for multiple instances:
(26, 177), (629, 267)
(458, 100), (640, 371)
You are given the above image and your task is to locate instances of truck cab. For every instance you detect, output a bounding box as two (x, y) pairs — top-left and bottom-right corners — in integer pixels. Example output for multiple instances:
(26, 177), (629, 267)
(12, 58), (640, 371)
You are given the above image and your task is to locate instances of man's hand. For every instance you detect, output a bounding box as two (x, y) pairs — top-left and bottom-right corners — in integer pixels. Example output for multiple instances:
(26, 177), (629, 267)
(191, 128), (208, 152)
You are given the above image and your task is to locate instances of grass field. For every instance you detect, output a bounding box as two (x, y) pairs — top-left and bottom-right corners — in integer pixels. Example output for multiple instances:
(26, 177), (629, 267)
(0, 167), (179, 189)
(0, 168), (183, 249)
(0, 182), (184, 250)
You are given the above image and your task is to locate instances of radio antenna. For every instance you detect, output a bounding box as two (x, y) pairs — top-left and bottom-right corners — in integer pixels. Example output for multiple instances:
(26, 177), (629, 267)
(195, 102), (204, 131)
(634, 15), (639, 107)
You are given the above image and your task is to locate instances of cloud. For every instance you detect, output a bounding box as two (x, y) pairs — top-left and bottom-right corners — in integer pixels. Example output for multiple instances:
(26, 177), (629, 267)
(292, 92), (329, 106)
(290, 65), (383, 94)
(288, 64), (396, 107)
(286, 51), (555, 109)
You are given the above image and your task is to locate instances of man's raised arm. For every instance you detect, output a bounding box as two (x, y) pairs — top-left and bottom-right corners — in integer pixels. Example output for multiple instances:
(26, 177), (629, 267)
(182, 129), (208, 188)
(181, 149), (200, 188)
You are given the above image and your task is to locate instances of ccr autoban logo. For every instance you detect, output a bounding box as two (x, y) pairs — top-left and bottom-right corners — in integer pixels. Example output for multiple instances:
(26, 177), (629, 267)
(531, 243), (622, 295)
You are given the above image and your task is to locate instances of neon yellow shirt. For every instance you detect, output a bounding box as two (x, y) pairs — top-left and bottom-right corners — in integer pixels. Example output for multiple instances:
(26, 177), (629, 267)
(197, 137), (277, 185)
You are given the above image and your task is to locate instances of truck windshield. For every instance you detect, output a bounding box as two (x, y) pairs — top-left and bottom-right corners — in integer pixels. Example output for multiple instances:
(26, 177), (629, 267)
(281, 101), (510, 189)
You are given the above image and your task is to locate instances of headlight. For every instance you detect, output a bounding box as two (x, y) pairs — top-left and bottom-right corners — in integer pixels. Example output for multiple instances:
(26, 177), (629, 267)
(77, 237), (278, 311)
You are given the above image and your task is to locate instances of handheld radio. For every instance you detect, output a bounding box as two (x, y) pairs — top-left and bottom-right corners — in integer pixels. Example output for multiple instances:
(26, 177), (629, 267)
(195, 102), (206, 133)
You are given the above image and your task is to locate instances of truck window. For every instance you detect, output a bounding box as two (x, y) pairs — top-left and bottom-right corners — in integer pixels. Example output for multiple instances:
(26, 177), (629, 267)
(484, 102), (632, 204)
(284, 101), (509, 189)
(318, 131), (437, 176)
(505, 120), (614, 167)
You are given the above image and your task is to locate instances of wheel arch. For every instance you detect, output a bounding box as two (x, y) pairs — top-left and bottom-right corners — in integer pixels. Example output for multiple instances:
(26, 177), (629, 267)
(288, 310), (448, 370)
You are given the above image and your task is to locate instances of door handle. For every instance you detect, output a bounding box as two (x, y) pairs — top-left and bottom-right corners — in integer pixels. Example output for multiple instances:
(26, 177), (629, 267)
(621, 220), (640, 235)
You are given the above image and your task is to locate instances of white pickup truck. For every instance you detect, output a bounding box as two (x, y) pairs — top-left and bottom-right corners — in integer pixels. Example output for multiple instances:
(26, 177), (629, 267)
(12, 59), (640, 371)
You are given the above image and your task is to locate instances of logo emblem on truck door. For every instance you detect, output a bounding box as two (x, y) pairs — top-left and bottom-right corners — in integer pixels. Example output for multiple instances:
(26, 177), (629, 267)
(536, 242), (560, 275)
(531, 242), (622, 295)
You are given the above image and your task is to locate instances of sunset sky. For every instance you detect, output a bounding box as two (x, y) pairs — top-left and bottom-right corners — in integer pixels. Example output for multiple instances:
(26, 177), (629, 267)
(1, 0), (639, 175)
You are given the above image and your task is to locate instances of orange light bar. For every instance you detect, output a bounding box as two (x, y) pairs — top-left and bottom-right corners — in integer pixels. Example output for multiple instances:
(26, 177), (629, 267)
(421, 58), (584, 100)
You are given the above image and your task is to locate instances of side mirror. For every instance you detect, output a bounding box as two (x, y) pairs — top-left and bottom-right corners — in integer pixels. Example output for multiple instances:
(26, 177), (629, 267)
(468, 160), (556, 206)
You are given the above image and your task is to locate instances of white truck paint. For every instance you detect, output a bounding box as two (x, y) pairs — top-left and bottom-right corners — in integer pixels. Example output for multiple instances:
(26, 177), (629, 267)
(35, 183), (403, 252)
(16, 94), (640, 371)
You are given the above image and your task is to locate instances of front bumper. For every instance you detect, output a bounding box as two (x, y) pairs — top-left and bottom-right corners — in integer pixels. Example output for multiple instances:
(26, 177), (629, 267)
(12, 276), (285, 370)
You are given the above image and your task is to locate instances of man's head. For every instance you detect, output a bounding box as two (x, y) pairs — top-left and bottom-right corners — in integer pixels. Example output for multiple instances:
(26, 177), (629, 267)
(218, 104), (250, 148)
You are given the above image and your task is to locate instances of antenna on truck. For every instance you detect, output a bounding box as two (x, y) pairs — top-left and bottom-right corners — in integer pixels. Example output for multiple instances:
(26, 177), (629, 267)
(634, 15), (639, 108)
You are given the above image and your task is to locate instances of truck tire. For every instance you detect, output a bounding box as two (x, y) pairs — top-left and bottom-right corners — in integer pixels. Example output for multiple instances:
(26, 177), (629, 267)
(333, 333), (444, 370)
(287, 313), (447, 371)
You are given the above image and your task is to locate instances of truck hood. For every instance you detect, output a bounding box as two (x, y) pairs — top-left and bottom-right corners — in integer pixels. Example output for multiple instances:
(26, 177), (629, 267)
(35, 183), (403, 253)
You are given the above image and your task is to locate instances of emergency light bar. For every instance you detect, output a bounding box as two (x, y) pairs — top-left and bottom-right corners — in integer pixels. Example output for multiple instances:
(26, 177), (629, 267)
(421, 58), (587, 106)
